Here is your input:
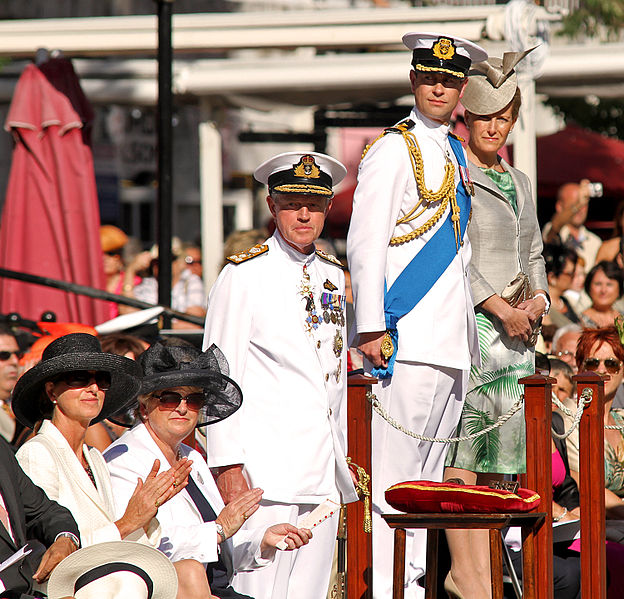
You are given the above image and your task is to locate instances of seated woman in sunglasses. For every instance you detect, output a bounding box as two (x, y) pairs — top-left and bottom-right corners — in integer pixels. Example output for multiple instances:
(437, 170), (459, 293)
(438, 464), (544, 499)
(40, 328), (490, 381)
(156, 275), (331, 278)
(563, 326), (624, 517)
(11, 333), (194, 594)
(104, 339), (311, 599)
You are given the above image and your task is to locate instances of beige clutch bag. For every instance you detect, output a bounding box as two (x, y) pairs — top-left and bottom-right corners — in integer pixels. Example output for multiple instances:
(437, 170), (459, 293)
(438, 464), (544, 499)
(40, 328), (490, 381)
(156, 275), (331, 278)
(500, 272), (541, 347)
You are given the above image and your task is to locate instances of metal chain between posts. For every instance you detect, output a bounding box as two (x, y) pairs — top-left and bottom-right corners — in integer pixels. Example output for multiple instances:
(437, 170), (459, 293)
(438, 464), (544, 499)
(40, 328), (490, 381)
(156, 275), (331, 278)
(365, 390), (523, 443)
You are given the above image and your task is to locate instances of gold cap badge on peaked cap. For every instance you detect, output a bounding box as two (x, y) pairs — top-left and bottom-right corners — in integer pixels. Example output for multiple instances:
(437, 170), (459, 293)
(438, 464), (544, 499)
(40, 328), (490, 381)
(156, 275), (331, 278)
(432, 38), (456, 61)
(293, 154), (321, 179)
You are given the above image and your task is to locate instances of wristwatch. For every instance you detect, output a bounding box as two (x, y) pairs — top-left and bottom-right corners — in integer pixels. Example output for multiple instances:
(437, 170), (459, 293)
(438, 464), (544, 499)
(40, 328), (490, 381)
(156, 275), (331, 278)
(55, 531), (80, 549)
(215, 522), (226, 543)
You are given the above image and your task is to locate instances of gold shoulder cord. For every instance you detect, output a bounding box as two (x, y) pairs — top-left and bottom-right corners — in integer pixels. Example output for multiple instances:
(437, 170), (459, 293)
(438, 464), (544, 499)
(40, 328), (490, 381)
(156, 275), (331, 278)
(361, 123), (461, 249)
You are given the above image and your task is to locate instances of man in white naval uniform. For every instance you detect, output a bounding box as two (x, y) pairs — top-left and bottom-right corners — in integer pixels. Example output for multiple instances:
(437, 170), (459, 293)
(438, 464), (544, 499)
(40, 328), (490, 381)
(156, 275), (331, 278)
(347, 33), (487, 598)
(203, 151), (358, 599)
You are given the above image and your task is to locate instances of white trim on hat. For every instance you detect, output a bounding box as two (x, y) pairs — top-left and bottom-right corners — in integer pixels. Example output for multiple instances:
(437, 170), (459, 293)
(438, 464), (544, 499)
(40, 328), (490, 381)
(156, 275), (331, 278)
(402, 31), (488, 64)
(253, 151), (347, 188)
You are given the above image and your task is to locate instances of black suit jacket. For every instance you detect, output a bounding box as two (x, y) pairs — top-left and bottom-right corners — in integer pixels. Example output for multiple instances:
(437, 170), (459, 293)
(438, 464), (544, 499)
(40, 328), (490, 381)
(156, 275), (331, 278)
(0, 438), (80, 598)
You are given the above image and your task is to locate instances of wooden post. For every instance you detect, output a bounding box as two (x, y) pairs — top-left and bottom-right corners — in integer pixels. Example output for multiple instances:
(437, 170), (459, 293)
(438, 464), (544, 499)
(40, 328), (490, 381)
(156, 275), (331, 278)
(346, 373), (375, 599)
(573, 371), (606, 599)
(519, 373), (554, 599)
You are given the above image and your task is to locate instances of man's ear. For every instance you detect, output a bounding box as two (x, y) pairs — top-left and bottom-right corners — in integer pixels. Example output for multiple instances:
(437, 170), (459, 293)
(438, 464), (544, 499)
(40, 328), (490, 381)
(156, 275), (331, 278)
(324, 198), (334, 216)
(458, 78), (468, 98)
(266, 195), (277, 218)
(409, 69), (417, 94)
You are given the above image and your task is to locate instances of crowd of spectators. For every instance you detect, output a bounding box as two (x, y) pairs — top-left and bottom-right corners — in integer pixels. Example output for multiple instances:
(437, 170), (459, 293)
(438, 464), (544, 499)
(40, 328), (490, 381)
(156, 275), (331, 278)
(1, 176), (624, 598)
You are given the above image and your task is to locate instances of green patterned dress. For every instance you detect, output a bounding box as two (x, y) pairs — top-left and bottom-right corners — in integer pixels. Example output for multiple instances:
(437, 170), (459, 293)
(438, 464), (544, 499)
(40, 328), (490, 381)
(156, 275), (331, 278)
(606, 410), (624, 496)
(445, 169), (533, 474)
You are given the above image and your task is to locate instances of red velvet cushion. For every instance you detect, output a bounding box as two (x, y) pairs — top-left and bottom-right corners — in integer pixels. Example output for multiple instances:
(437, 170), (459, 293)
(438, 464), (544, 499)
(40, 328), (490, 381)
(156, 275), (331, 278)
(385, 480), (541, 513)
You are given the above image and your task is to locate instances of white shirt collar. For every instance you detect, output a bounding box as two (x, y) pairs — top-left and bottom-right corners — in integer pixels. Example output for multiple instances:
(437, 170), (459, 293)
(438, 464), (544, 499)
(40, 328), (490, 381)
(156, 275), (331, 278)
(273, 230), (315, 267)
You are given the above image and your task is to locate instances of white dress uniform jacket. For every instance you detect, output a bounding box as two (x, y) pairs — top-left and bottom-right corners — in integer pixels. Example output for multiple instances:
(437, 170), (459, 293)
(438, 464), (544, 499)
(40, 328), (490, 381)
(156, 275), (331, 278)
(203, 231), (357, 505)
(16, 420), (160, 547)
(347, 106), (479, 369)
(104, 423), (270, 573)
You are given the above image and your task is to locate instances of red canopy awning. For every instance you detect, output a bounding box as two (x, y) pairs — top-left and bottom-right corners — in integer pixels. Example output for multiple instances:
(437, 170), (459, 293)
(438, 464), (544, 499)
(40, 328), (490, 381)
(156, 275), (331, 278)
(0, 58), (108, 325)
(536, 124), (624, 199)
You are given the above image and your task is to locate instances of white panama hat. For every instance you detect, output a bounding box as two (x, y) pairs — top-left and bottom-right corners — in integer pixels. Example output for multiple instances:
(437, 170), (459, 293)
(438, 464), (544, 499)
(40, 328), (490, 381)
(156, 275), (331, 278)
(47, 541), (178, 599)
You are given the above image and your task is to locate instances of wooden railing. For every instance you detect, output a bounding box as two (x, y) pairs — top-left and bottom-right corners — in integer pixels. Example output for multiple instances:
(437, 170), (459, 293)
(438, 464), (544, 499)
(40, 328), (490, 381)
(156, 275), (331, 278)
(574, 372), (606, 599)
(346, 370), (607, 597)
(346, 373), (374, 599)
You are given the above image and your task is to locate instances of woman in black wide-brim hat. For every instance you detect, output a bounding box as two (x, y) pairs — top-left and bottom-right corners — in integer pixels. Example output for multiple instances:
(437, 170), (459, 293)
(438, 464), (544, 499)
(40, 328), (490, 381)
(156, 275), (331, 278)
(104, 338), (312, 599)
(13, 333), (193, 594)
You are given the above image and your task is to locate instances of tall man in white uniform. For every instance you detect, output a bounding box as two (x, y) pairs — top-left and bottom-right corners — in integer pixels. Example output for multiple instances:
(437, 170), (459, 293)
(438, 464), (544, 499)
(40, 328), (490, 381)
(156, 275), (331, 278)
(346, 32), (487, 598)
(203, 151), (358, 599)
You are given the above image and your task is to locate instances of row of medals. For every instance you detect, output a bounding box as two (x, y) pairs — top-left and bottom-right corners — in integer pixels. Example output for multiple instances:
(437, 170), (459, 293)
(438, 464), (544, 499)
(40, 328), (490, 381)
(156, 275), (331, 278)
(300, 265), (345, 383)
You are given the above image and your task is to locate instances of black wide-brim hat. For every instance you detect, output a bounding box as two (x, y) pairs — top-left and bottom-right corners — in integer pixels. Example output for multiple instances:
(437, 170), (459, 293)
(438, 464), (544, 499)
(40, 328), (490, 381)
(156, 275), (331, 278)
(11, 333), (142, 430)
(127, 339), (242, 428)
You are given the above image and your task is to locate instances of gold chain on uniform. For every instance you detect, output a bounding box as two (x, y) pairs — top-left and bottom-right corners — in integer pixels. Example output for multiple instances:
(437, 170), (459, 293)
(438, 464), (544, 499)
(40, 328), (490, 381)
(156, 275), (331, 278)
(361, 122), (461, 249)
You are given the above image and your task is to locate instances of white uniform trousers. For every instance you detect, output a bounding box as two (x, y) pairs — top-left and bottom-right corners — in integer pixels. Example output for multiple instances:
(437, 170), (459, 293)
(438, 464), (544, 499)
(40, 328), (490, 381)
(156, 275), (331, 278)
(371, 361), (468, 599)
(232, 500), (338, 599)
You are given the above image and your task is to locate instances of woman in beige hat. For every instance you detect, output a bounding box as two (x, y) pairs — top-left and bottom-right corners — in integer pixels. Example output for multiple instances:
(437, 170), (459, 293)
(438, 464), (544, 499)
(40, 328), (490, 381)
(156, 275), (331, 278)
(443, 50), (549, 599)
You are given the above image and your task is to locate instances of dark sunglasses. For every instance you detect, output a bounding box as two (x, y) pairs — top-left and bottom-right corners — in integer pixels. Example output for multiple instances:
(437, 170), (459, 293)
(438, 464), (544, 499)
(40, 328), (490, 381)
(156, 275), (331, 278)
(184, 256), (202, 265)
(583, 358), (622, 375)
(154, 391), (206, 411)
(0, 350), (23, 361)
(55, 370), (112, 390)
(104, 250), (121, 257)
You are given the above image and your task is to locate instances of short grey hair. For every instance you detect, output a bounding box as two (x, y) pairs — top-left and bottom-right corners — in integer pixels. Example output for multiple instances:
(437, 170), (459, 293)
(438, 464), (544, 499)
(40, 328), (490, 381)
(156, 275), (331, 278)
(552, 323), (582, 351)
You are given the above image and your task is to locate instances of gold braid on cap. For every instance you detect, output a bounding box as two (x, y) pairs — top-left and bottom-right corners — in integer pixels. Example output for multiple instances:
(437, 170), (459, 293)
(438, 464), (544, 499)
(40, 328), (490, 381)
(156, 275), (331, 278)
(361, 122), (459, 248)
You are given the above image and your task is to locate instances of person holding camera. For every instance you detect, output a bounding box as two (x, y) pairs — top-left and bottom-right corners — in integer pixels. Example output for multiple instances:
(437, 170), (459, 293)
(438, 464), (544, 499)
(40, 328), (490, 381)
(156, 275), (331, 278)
(542, 180), (602, 271)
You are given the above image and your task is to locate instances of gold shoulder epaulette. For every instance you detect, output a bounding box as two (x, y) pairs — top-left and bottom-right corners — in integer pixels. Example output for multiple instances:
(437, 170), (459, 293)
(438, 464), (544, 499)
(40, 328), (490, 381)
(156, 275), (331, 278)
(315, 249), (345, 269)
(226, 244), (269, 265)
(449, 131), (465, 142)
(384, 119), (415, 135)
(361, 119), (415, 160)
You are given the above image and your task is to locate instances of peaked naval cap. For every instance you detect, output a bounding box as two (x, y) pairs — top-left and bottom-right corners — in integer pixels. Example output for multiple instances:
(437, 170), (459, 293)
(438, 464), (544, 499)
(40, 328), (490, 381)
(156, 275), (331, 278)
(402, 31), (488, 79)
(11, 333), (141, 430)
(254, 151), (347, 198)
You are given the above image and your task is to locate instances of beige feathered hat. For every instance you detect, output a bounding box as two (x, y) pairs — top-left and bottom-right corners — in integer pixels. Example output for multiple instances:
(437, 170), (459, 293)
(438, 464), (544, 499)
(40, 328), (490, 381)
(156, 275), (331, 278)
(461, 47), (537, 116)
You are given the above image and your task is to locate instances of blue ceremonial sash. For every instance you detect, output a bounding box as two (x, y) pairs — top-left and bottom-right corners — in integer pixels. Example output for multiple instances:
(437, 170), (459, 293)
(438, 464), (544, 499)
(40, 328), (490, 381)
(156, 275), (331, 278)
(371, 135), (471, 379)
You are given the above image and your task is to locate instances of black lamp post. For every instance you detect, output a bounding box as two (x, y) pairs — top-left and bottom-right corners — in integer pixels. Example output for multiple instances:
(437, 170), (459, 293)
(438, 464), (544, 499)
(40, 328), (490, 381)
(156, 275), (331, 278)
(155, 0), (174, 328)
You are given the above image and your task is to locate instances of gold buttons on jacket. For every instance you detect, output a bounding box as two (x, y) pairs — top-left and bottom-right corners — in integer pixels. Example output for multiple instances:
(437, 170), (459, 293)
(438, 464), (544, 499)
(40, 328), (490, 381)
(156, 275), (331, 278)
(325, 373), (329, 382)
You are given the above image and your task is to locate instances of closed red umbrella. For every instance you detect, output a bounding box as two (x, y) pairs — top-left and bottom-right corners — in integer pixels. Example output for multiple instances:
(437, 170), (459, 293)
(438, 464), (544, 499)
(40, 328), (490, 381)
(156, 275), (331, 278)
(0, 58), (108, 325)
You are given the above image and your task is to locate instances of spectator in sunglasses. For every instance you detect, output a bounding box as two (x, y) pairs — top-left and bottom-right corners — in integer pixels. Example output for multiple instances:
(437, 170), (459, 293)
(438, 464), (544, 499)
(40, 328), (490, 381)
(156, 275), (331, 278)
(10, 333), (194, 596)
(562, 326), (624, 518)
(105, 339), (312, 599)
(0, 324), (20, 442)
